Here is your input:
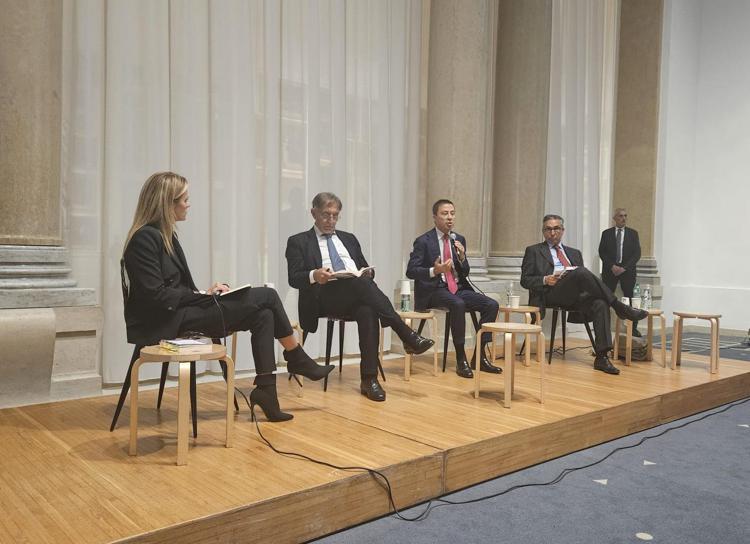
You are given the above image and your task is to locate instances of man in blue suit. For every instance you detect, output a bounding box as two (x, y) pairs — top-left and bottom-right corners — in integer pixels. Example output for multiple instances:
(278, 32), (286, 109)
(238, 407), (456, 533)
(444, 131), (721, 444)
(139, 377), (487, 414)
(406, 199), (501, 378)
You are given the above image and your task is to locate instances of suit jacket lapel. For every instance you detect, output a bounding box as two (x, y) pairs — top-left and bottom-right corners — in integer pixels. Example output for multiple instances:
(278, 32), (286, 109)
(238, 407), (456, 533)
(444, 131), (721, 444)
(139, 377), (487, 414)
(307, 228), (323, 269)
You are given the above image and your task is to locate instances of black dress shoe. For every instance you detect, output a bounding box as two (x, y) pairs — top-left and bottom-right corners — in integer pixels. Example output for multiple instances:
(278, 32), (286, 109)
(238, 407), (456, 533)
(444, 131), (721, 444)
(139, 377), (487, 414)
(455, 359), (474, 379)
(593, 356), (620, 375)
(403, 332), (435, 355)
(470, 353), (502, 374)
(284, 346), (335, 381)
(612, 300), (649, 322)
(360, 377), (386, 401)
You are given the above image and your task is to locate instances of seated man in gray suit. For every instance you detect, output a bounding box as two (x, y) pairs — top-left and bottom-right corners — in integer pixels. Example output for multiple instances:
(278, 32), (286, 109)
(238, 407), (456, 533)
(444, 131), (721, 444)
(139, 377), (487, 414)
(520, 214), (647, 375)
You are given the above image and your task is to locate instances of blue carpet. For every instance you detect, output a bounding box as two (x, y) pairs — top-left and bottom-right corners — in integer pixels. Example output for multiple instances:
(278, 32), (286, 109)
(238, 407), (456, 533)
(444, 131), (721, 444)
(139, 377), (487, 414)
(315, 398), (750, 544)
(655, 333), (750, 363)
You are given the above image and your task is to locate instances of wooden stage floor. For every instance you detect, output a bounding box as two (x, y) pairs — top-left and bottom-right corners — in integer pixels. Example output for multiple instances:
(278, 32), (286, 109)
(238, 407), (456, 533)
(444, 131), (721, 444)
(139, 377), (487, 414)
(1, 340), (749, 543)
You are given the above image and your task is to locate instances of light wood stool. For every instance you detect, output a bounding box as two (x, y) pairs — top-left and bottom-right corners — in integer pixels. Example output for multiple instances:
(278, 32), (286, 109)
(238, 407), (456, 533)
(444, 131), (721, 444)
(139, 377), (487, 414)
(498, 305), (541, 366)
(129, 344), (234, 466)
(380, 311), (439, 380)
(613, 309), (667, 367)
(671, 312), (721, 374)
(473, 322), (545, 408)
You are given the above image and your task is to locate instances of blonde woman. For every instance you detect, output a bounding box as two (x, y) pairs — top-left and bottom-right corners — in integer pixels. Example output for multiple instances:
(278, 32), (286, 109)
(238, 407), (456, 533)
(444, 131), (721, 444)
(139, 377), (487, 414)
(122, 172), (333, 421)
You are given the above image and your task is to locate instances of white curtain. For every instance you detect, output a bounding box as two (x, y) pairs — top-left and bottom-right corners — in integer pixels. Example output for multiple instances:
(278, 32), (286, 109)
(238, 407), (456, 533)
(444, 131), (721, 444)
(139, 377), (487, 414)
(545, 0), (619, 267)
(61, 0), (423, 384)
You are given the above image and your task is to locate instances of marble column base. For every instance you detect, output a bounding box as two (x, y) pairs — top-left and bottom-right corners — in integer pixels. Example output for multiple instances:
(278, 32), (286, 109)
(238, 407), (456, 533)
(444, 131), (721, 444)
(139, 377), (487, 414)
(0, 305), (102, 408)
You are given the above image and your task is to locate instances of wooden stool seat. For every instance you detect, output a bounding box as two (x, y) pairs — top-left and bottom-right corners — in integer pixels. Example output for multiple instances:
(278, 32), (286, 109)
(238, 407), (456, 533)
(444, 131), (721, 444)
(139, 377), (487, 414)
(130, 344), (235, 466)
(613, 308), (667, 367)
(473, 322), (545, 408)
(673, 311), (721, 319)
(497, 306), (541, 367)
(671, 311), (721, 374)
(379, 310), (439, 380)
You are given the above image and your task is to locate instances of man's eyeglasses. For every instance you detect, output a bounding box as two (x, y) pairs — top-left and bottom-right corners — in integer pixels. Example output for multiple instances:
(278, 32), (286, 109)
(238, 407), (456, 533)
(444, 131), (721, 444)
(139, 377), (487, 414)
(318, 212), (339, 221)
(543, 226), (563, 232)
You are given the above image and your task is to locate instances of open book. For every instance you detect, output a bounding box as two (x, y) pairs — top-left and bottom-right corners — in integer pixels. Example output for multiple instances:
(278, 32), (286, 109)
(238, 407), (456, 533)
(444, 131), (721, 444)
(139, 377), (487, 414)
(330, 266), (374, 279)
(219, 283), (253, 296)
(553, 266), (578, 278)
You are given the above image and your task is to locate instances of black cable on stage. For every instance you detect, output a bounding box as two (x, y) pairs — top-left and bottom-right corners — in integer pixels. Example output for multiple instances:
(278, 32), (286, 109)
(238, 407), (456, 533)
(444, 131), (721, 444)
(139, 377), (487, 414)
(246, 387), (750, 523)
(233, 388), (436, 522)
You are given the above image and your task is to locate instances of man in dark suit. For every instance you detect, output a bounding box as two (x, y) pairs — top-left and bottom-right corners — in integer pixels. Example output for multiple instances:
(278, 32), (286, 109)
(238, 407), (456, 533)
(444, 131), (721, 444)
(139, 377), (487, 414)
(406, 199), (501, 378)
(285, 192), (434, 402)
(520, 214), (647, 375)
(599, 208), (642, 336)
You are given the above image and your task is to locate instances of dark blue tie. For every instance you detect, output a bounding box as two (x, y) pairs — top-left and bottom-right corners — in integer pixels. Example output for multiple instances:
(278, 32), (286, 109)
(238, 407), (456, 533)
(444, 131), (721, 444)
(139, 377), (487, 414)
(325, 234), (346, 271)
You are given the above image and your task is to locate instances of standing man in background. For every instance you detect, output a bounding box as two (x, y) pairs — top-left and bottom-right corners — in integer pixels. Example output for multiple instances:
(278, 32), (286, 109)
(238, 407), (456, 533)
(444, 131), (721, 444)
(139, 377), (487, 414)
(598, 208), (642, 336)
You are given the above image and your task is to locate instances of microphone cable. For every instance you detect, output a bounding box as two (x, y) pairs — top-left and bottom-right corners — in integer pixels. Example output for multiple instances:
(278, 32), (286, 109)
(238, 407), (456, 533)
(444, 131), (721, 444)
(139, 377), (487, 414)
(244, 385), (749, 523)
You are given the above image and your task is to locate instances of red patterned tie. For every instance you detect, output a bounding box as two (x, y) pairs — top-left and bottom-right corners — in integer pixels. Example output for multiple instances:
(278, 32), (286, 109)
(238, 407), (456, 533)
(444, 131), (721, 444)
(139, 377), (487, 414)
(443, 236), (458, 294)
(554, 245), (572, 268)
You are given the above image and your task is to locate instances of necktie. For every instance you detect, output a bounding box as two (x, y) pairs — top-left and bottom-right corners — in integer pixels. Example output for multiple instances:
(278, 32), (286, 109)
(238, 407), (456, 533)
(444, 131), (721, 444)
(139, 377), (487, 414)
(554, 245), (571, 268)
(442, 235), (458, 294)
(324, 234), (346, 272)
(615, 228), (623, 263)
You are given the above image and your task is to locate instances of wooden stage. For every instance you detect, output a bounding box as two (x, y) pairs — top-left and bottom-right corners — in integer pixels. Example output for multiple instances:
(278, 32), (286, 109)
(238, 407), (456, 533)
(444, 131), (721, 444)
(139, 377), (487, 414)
(2, 340), (749, 544)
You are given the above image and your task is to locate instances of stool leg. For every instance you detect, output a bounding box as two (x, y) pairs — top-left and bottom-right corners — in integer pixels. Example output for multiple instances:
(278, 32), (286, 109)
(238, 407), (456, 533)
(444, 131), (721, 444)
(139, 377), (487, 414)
(548, 310), (558, 365)
(504, 332), (513, 408)
(538, 332), (545, 404)
(659, 315), (666, 368)
(613, 316), (621, 360)
(177, 362), (190, 466)
(442, 313), (451, 373)
(625, 320), (632, 366)
(128, 358), (144, 456)
(404, 318), (412, 381)
(157, 362), (169, 410)
(338, 320), (345, 372)
(111, 345), (141, 432)
(671, 316), (682, 369)
(710, 318), (720, 374)
(224, 355), (235, 448)
(190, 362), (197, 439)
(646, 315), (654, 361)
(379, 325), (384, 372)
(561, 311), (567, 357)
(432, 317), (438, 376)
(474, 327), (483, 399)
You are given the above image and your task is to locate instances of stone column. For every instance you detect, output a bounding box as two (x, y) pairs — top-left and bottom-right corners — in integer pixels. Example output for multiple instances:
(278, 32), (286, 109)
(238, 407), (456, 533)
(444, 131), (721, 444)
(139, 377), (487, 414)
(424, 0), (497, 263)
(488, 0), (552, 295)
(0, 0), (100, 407)
(612, 0), (664, 293)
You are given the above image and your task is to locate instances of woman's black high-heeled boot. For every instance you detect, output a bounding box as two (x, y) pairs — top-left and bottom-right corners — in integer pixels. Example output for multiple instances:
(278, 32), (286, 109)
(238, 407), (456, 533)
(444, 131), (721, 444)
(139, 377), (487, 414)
(249, 383), (293, 422)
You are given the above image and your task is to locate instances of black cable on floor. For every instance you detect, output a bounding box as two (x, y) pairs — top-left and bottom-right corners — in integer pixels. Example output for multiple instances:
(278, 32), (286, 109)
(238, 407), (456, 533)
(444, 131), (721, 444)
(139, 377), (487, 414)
(234, 387), (435, 521)
(246, 387), (750, 523)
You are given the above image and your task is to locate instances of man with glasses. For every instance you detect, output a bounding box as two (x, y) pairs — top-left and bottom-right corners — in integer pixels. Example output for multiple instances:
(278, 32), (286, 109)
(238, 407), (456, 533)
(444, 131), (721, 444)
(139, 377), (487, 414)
(520, 214), (648, 375)
(286, 192), (434, 401)
(598, 208), (642, 336)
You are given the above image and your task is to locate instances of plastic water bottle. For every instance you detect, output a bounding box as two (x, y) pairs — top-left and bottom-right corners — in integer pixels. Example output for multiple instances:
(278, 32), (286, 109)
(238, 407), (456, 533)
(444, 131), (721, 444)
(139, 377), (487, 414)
(400, 280), (411, 312)
(506, 281), (514, 306)
(642, 284), (652, 310)
(632, 282), (641, 309)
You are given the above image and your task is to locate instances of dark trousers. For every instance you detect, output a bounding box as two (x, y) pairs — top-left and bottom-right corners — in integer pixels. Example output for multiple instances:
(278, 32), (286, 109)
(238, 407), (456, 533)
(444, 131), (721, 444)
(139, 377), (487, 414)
(601, 268), (636, 298)
(180, 287), (294, 385)
(426, 287), (499, 347)
(319, 276), (412, 378)
(545, 267), (616, 356)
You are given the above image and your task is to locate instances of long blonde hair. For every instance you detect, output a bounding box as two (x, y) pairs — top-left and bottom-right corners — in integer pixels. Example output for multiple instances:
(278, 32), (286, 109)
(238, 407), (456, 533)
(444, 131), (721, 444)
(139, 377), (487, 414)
(123, 172), (188, 256)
